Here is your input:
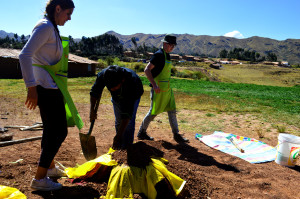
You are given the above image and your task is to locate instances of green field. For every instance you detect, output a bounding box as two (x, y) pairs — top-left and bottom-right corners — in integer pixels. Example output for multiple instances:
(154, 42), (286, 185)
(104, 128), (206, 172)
(205, 64), (300, 87)
(1, 75), (299, 131)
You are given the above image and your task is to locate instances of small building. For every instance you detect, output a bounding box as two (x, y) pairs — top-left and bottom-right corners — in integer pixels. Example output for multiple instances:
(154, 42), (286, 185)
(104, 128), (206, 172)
(124, 51), (135, 57)
(170, 54), (180, 60)
(0, 48), (22, 79)
(194, 57), (204, 62)
(0, 48), (98, 79)
(220, 60), (230, 64)
(182, 55), (195, 61)
(144, 52), (154, 59)
(263, 61), (279, 66)
(210, 63), (223, 69)
(68, 54), (98, 77)
(204, 59), (214, 64)
(281, 61), (289, 67)
(230, 61), (241, 65)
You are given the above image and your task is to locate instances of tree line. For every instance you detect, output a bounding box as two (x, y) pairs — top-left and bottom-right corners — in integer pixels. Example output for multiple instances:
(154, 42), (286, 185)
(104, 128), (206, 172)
(69, 34), (160, 60)
(0, 33), (279, 63)
(219, 48), (278, 62)
(0, 34), (27, 49)
(69, 33), (124, 59)
(0, 33), (155, 60)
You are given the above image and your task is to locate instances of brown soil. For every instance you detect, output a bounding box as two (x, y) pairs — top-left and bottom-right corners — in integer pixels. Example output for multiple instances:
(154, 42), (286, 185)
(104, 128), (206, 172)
(0, 96), (299, 199)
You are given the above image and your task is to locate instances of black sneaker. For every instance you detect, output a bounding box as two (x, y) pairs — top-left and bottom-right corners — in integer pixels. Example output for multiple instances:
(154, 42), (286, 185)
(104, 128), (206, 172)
(174, 133), (189, 143)
(137, 132), (154, 140)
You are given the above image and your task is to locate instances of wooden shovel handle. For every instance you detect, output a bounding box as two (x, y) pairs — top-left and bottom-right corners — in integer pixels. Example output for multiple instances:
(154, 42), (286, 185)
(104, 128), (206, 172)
(88, 99), (100, 136)
(0, 136), (42, 147)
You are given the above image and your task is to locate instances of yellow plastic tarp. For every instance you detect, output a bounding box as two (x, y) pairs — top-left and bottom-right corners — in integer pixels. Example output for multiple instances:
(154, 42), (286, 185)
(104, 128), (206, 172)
(105, 158), (186, 199)
(0, 185), (26, 199)
(151, 158), (186, 196)
(65, 148), (186, 199)
(65, 148), (117, 179)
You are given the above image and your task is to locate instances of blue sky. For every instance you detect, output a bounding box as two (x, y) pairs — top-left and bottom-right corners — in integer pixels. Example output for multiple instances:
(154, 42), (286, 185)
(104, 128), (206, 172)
(1, 0), (299, 40)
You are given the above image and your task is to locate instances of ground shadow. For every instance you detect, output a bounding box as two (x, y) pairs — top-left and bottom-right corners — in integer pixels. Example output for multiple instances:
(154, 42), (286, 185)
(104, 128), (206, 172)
(289, 165), (300, 172)
(161, 141), (240, 172)
(32, 186), (100, 199)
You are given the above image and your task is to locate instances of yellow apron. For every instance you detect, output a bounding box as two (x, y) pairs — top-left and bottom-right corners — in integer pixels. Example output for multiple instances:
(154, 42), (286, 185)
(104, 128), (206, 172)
(33, 37), (84, 130)
(151, 50), (176, 115)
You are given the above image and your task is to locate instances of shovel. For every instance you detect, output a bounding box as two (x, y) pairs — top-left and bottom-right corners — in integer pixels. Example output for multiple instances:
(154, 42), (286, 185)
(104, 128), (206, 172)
(79, 99), (100, 161)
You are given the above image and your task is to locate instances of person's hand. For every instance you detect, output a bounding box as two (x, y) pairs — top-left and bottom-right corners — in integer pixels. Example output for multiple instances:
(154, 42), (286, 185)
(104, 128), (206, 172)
(25, 86), (38, 110)
(153, 84), (160, 93)
(112, 134), (122, 150)
(90, 110), (98, 122)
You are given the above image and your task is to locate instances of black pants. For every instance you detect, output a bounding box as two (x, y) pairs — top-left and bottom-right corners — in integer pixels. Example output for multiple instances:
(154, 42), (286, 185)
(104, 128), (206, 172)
(37, 86), (68, 168)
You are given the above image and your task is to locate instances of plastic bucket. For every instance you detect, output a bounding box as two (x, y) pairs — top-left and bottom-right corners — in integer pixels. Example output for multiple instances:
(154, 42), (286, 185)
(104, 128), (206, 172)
(275, 133), (300, 167)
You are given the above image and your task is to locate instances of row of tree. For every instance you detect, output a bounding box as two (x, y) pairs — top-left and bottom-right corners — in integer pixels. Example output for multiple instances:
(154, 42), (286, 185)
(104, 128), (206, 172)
(69, 34), (123, 59)
(0, 33), (279, 63)
(219, 48), (277, 62)
(0, 34), (27, 49)
(0, 33), (158, 60)
(129, 37), (159, 57)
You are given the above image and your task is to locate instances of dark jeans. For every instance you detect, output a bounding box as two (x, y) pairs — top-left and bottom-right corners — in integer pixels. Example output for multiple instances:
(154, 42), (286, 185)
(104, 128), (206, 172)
(37, 86), (68, 168)
(112, 98), (140, 149)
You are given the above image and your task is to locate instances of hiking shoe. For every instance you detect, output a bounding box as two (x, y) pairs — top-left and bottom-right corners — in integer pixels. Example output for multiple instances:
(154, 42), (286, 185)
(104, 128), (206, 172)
(47, 165), (66, 178)
(174, 133), (189, 143)
(137, 132), (154, 140)
(31, 177), (62, 191)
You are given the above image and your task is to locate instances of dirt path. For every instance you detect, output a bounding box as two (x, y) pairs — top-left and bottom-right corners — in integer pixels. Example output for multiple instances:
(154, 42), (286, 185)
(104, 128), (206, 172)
(0, 97), (299, 199)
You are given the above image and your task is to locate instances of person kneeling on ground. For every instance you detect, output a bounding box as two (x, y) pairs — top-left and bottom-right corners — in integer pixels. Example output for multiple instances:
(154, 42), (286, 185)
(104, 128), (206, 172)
(90, 65), (144, 149)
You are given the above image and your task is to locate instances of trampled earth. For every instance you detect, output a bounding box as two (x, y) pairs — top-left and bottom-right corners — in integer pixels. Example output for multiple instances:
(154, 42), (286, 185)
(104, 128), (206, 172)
(0, 97), (299, 199)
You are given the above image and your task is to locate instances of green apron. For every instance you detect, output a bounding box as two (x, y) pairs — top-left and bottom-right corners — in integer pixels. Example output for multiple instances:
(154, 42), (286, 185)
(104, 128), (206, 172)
(33, 36), (84, 130)
(151, 50), (176, 115)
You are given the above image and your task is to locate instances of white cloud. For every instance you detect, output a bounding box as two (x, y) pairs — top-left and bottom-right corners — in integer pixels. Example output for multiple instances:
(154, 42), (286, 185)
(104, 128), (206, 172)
(224, 30), (245, 39)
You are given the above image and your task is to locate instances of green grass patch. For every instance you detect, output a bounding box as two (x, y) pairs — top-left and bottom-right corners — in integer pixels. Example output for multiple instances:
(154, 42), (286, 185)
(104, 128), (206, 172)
(1, 75), (299, 129)
(140, 76), (300, 127)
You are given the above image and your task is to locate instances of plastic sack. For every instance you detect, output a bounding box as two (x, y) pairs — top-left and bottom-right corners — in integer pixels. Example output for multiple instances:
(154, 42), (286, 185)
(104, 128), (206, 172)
(0, 185), (26, 199)
(65, 148), (117, 179)
(105, 158), (186, 199)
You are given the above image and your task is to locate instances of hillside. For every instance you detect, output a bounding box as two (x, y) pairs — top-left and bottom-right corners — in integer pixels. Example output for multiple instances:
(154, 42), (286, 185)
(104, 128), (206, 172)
(1, 30), (300, 64)
(0, 30), (29, 40)
(107, 31), (300, 64)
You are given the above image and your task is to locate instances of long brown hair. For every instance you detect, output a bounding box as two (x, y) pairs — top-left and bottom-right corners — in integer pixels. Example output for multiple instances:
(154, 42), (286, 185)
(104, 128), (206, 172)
(45, 0), (75, 40)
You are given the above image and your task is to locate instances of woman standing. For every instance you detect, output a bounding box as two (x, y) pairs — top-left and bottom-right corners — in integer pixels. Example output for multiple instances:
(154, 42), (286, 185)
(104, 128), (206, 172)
(19, 0), (77, 191)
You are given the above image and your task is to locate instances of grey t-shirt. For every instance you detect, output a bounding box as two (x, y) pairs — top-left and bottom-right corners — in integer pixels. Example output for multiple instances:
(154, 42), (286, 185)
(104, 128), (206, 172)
(19, 17), (63, 88)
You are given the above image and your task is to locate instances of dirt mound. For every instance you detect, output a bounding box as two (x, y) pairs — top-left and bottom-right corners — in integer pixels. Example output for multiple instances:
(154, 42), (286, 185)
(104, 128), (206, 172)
(112, 140), (164, 167)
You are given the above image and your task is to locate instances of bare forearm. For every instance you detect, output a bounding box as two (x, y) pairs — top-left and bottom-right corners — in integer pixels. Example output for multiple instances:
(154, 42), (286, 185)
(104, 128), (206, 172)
(144, 63), (157, 87)
(145, 68), (157, 87)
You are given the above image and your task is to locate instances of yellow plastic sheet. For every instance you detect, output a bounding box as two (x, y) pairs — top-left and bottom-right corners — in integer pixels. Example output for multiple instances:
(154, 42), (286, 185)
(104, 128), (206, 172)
(105, 158), (186, 199)
(0, 185), (26, 199)
(151, 158), (186, 196)
(65, 148), (117, 179)
(66, 148), (186, 199)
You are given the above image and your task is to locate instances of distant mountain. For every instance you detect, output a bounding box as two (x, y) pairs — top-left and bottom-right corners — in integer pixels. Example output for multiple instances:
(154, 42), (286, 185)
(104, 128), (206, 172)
(0, 30), (15, 38)
(1, 30), (300, 64)
(0, 30), (30, 40)
(106, 31), (300, 64)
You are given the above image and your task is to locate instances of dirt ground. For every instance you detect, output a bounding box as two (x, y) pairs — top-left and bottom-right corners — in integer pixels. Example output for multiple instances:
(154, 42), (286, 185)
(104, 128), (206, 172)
(0, 96), (300, 199)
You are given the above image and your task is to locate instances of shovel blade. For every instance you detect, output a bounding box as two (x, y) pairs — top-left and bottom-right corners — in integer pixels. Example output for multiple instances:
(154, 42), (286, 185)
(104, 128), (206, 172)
(79, 133), (97, 161)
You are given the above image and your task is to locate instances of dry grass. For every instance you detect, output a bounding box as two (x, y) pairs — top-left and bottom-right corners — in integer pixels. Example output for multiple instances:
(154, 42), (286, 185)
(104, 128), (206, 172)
(205, 64), (300, 87)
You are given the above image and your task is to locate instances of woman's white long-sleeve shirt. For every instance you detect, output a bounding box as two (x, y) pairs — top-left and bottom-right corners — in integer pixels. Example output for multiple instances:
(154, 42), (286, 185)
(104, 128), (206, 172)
(19, 17), (63, 89)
